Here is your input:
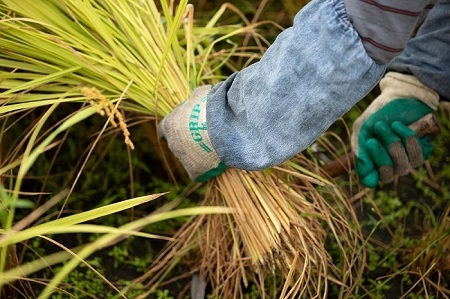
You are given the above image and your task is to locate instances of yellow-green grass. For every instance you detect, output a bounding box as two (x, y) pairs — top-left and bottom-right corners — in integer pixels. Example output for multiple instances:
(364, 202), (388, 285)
(0, 0), (364, 297)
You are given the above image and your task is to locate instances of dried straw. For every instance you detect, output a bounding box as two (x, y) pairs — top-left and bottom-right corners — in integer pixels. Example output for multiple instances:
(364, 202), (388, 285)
(135, 147), (365, 298)
(409, 205), (450, 296)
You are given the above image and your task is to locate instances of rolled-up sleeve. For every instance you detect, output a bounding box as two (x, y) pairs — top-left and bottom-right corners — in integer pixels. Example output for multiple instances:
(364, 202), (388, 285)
(205, 0), (386, 170)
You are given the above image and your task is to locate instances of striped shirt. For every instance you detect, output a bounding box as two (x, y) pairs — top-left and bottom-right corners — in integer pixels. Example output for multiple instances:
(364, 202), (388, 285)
(344, 0), (437, 63)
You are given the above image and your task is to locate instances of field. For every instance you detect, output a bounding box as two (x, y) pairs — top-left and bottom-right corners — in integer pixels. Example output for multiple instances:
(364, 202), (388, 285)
(0, 1), (449, 298)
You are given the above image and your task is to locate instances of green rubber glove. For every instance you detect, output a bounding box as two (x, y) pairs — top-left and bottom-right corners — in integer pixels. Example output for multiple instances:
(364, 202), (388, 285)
(158, 85), (227, 182)
(351, 72), (440, 188)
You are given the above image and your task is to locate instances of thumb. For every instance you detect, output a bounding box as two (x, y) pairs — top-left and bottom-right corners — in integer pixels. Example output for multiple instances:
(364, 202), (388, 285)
(157, 116), (168, 140)
(355, 149), (379, 188)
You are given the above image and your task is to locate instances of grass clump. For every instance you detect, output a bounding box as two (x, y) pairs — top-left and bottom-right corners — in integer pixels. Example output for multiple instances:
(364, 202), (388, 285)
(2, 0), (447, 298)
(1, 0), (365, 298)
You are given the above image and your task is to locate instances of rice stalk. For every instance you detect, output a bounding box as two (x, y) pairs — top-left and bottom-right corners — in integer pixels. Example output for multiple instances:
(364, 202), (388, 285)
(0, 0), (255, 116)
(0, 0), (364, 297)
(412, 206), (450, 271)
(408, 205), (450, 296)
(136, 135), (365, 297)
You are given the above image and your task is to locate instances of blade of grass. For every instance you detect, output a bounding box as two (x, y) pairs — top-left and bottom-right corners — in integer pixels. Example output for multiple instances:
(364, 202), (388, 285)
(0, 193), (165, 247)
(0, 66), (81, 96)
(37, 206), (231, 299)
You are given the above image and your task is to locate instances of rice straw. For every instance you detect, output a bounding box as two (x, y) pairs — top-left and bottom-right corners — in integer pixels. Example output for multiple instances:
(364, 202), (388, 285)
(0, 1), (364, 297)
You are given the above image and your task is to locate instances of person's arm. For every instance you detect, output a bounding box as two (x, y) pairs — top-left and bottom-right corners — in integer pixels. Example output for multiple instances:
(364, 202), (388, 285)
(206, 0), (436, 171)
(206, 0), (387, 171)
(159, 0), (433, 181)
(344, 0), (437, 63)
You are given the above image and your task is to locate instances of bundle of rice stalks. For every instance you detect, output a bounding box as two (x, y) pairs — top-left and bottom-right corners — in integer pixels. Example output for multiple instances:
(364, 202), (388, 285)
(140, 149), (365, 298)
(0, 0), (364, 297)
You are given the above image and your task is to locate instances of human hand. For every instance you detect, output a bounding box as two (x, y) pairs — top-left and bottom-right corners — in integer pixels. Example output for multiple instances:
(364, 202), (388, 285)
(157, 85), (227, 182)
(351, 72), (440, 187)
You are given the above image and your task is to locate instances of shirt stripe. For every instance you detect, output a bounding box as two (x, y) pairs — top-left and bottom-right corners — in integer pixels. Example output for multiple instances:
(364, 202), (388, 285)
(344, 0), (437, 63)
(360, 36), (404, 53)
(361, 0), (423, 17)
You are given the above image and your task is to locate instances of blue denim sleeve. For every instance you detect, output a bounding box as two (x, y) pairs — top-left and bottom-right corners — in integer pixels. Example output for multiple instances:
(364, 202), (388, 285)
(205, 0), (386, 171)
(389, 0), (450, 99)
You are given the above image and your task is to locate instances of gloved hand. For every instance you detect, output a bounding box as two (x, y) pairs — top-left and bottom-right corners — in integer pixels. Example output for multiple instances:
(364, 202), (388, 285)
(157, 85), (227, 182)
(351, 72), (440, 188)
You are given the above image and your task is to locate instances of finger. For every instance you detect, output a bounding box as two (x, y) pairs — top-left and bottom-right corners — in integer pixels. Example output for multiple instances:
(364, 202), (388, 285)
(157, 108), (179, 141)
(373, 121), (401, 147)
(157, 117), (168, 140)
(361, 169), (380, 188)
(391, 121), (423, 168)
(355, 149), (375, 177)
(373, 121), (409, 176)
(419, 136), (434, 160)
(365, 138), (394, 184)
(355, 153), (379, 187)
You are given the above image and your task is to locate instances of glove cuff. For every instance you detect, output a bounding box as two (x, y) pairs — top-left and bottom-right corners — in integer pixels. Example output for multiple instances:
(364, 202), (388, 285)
(380, 72), (440, 110)
(158, 85), (224, 181)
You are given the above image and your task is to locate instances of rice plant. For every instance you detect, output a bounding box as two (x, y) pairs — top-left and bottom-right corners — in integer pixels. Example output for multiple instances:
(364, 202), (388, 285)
(0, 0), (365, 297)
